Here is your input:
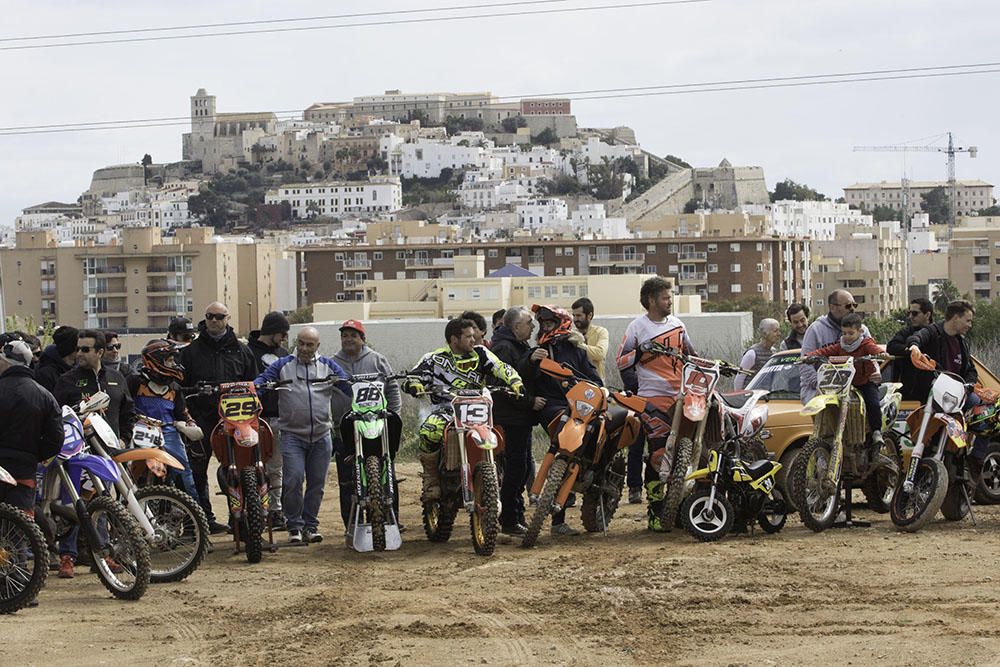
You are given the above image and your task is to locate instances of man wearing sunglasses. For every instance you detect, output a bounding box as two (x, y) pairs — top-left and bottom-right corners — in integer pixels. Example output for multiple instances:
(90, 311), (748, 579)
(102, 331), (133, 380)
(886, 298), (934, 401)
(179, 302), (258, 534)
(799, 289), (870, 403)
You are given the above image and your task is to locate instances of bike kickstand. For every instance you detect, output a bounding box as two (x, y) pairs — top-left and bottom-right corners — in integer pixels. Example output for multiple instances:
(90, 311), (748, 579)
(962, 482), (978, 527)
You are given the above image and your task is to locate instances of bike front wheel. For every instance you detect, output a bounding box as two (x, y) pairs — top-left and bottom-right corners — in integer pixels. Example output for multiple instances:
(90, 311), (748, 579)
(135, 485), (209, 583)
(87, 495), (151, 601)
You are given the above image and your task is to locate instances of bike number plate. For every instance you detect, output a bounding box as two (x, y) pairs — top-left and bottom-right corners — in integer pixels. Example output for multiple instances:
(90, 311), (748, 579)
(352, 381), (385, 410)
(220, 395), (258, 421)
(760, 476), (774, 493)
(132, 422), (164, 449)
(816, 363), (855, 393)
(683, 363), (719, 397)
(454, 399), (491, 428)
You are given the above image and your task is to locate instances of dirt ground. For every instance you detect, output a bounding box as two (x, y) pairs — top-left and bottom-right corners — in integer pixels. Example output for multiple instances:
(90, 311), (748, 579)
(7, 461), (1000, 667)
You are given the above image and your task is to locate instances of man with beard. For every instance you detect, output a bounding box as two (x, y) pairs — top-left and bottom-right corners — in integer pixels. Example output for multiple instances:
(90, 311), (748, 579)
(799, 290), (869, 404)
(779, 303), (811, 351)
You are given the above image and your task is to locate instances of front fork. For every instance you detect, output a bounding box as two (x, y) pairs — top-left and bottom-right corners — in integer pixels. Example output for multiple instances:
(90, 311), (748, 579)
(55, 465), (107, 555)
(659, 396), (687, 483)
(902, 409), (934, 494)
(824, 399), (851, 490)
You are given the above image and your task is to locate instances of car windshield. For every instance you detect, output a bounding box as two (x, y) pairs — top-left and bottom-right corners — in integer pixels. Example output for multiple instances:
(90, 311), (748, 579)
(745, 354), (801, 399)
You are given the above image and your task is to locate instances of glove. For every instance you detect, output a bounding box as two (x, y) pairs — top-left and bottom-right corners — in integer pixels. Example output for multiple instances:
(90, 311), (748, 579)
(402, 378), (424, 397)
(566, 330), (586, 349)
(638, 341), (655, 354)
(510, 381), (524, 400)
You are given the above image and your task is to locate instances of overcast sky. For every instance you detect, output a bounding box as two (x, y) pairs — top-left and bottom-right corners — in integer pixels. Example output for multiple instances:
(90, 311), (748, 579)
(1, 0), (996, 225)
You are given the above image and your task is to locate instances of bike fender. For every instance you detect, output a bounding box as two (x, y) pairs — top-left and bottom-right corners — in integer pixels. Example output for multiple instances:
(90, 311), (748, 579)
(0, 466), (14, 486)
(801, 394), (838, 417)
(556, 420), (586, 454)
(357, 419), (385, 440)
(64, 452), (121, 484)
(685, 465), (711, 482)
(113, 448), (184, 470)
(936, 414), (968, 449)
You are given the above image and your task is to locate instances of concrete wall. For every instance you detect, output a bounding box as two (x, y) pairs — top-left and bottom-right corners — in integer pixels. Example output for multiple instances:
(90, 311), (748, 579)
(292, 311), (752, 386)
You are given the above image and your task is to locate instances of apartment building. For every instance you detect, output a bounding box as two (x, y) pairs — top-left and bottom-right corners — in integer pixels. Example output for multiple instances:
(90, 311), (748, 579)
(294, 236), (809, 310)
(843, 180), (995, 217)
(1, 227), (286, 334)
(264, 177), (402, 219)
(949, 226), (1000, 302)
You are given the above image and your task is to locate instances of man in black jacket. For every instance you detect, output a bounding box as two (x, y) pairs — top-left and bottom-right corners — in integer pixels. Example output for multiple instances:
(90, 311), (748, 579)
(35, 325), (78, 391)
(904, 300), (977, 399)
(491, 306), (542, 535)
(180, 302), (259, 533)
(247, 311), (291, 529)
(521, 304), (601, 537)
(0, 337), (62, 511)
(886, 297), (934, 401)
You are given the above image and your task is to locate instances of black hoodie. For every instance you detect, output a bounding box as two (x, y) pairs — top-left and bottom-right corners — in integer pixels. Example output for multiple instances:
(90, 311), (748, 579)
(0, 365), (63, 479)
(490, 325), (537, 426)
(179, 321), (258, 421)
(248, 330), (290, 418)
(35, 344), (73, 392)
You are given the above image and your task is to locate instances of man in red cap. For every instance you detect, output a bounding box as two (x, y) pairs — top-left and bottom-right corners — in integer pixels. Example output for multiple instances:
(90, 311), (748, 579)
(330, 319), (403, 529)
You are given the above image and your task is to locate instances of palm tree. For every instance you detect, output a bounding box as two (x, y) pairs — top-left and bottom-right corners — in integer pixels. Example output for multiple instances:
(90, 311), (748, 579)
(932, 279), (961, 313)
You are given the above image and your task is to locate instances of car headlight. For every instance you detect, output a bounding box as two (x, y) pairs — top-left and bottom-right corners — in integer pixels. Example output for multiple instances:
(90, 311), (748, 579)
(575, 400), (595, 417)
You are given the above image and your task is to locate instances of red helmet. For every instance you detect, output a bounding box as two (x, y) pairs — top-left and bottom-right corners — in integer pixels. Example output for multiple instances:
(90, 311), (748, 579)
(141, 340), (184, 383)
(531, 304), (573, 346)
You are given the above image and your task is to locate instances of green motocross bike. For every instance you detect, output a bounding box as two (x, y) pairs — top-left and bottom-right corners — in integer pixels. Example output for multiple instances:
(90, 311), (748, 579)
(329, 372), (406, 552)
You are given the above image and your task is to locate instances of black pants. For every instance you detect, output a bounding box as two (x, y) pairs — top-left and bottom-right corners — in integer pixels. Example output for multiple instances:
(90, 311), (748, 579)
(626, 430), (646, 490)
(497, 422), (533, 528)
(0, 482), (34, 512)
(189, 413), (220, 524)
(857, 382), (882, 433)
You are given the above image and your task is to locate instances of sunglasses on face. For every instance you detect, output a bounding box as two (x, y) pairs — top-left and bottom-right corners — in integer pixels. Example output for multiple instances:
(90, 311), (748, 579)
(836, 302), (858, 309)
(77, 346), (102, 353)
(909, 310), (923, 317)
(108, 344), (121, 350)
(205, 313), (227, 321)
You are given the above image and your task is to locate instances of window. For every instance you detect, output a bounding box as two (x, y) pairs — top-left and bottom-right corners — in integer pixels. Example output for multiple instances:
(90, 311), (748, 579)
(757, 284), (765, 292)
(707, 243), (717, 253)
(555, 267), (564, 275)
(336, 293), (346, 302)
(336, 273), (345, 282)
(488, 249), (498, 257)
(668, 265), (678, 273)
(374, 272), (383, 280)
(555, 247), (563, 256)
(668, 244), (678, 253)
(646, 245), (657, 254)
(373, 252), (383, 260)
(545, 285), (558, 297)
(565, 267), (575, 276)
(815, 282), (824, 290)
(335, 252), (344, 261)
(470, 288), (480, 299)
(644, 265), (657, 274)
(731, 284), (742, 293)
(756, 263), (764, 272)
(730, 263), (741, 272)
(528, 286), (542, 298)
(396, 271), (406, 280)
(730, 243), (741, 252)
(396, 251), (406, 260)
(756, 243), (764, 251)
(563, 285), (576, 296)
(708, 264), (718, 273)
(708, 284), (719, 293)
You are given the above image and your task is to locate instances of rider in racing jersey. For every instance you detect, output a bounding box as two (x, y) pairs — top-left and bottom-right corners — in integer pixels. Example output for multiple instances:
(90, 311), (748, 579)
(403, 318), (523, 501)
(616, 277), (696, 531)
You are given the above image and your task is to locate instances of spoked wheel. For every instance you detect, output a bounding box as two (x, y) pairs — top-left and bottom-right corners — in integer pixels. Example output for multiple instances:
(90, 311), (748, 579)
(87, 496), (150, 601)
(134, 485), (209, 583)
(659, 437), (694, 533)
(364, 456), (386, 552)
(581, 453), (626, 533)
(239, 467), (265, 564)
(0, 503), (47, 613)
(757, 486), (788, 534)
(522, 458), (567, 548)
(791, 437), (841, 533)
(470, 462), (499, 556)
(681, 487), (734, 542)
(890, 457), (948, 532)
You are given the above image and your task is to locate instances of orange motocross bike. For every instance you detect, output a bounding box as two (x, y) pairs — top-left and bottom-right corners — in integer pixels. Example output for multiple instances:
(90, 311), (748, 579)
(522, 358), (645, 547)
(189, 379), (289, 563)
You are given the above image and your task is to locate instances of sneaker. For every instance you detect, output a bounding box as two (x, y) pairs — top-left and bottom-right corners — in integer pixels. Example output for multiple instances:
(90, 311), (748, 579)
(103, 556), (124, 574)
(305, 529), (323, 544)
(269, 511), (287, 531)
(871, 431), (884, 446)
(550, 522), (580, 537)
(58, 554), (75, 579)
(628, 487), (642, 504)
(501, 523), (528, 537)
(288, 529), (303, 544)
(565, 493), (577, 508)
(209, 521), (231, 535)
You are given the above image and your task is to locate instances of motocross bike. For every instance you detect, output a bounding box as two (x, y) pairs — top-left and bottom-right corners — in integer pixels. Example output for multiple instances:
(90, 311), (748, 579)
(79, 402), (209, 584)
(638, 343), (754, 531)
(326, 372), (406, 553)
(790, 355), (903, 532)
(680, 389), (786, 541)
(0, 465), (48, 613)
(522, 358), (645, 547)
(416, 386), (504, 556)
(190, 380), (289, 563)
(35, 398), (150, 600)
(890, 349), (976, 532)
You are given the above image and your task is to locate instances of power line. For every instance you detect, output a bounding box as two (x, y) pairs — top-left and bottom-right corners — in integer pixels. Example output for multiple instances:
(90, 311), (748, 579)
(0, 0), (711, 51)
(0, 61), (997, 135)
(0, 0), (572, 42)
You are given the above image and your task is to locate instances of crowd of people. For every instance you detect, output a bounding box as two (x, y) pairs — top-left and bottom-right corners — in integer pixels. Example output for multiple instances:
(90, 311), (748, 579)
(0, 279), (987, 593)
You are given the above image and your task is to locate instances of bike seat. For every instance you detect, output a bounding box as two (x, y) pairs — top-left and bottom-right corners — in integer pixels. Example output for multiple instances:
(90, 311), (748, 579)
(719, 392), (752, 409)
(605, 405), (629, 434)
(745, 459), (777, 480)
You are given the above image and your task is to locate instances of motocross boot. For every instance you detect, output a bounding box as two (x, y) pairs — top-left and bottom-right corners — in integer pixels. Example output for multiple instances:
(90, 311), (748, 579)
(419, 451), (442, 501)
(645, 480), (667, 532)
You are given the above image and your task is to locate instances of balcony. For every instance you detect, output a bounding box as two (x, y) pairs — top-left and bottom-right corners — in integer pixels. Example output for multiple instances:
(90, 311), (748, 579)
(342, 258), (372, 270)
(587, 253), (645, 267)
(405, 257), (454, 269)
(677, 251), (708, 262)
(343, 278), (366, 290)
(93, 265), (126, 275)
(678, 272), (708, 285)
(147, 281), (180, 294)
(147, 262), (184, 274)
(973, 281), (992, 290)
(148, 299), (182, 314)
(974, 248), (991, 257)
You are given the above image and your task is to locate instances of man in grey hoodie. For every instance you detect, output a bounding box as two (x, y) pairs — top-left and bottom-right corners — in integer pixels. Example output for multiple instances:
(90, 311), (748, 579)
(330, 319), (402, 529)
(799, 289), (871, 403)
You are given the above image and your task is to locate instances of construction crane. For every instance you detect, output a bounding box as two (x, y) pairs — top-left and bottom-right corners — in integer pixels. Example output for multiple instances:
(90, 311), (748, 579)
(853, 132), (978, 230)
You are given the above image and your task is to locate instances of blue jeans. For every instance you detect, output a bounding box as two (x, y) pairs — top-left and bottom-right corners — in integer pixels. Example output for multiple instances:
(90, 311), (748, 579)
(280, 432), (333, 532)
(163, 430), (198, 500)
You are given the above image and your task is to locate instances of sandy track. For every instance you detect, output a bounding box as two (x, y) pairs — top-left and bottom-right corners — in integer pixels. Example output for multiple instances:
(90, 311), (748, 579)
(6, 462), (1000, 666)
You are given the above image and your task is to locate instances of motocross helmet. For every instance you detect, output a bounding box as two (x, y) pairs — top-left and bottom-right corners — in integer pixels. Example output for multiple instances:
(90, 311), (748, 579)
(531, 304), (573, 346)
(141, 339), (184, 383)
(970, 401), (1000, 436)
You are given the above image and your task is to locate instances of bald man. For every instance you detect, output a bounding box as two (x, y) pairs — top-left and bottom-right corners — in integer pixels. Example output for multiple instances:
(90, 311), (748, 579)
(799, 289), (870, 403)
(256, 326), (351, 544)
(180, 301), (259, 534)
